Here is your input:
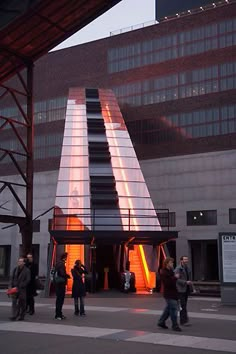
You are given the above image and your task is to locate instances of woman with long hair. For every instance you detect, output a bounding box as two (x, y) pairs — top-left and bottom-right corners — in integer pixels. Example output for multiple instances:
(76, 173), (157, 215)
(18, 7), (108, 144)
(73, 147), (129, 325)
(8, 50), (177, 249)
(71, 260), (88, 316)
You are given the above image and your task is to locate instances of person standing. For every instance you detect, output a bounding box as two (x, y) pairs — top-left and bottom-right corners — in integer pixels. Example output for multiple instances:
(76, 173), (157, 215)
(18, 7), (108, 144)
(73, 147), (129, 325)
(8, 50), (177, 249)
(175, 255), (192, 326)
(26, 253), (38, 315)
(157, 257), (182, 332)
(71, 260), (88, 316)
(9, 257), (30, 321)
(54, 252), (70, 320)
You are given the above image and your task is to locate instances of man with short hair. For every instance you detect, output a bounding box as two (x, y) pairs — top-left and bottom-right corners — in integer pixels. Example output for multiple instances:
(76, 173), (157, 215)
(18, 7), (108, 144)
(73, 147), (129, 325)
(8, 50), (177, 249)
(9, 257), (30, 321)
(26, 253), (38, 315)
(157, 257), (182, 332)
(175, 255), (192, 326)
(54, 252), (70, 320)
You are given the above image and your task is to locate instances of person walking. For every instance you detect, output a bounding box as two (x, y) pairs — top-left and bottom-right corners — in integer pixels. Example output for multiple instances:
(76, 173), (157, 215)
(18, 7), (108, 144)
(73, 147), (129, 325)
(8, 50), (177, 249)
(25, 253), (38, 315)
(71, 260), (88, 316)
(157, 257), (182, 332)
(54, 252), (70, 320)
(9, 257), (30, 321)
(175, 255), (192, 326)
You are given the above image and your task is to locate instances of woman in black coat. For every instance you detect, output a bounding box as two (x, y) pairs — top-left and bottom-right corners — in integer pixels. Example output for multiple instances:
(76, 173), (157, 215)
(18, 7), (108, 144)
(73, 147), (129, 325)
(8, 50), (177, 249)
(71, 260), (88, 316)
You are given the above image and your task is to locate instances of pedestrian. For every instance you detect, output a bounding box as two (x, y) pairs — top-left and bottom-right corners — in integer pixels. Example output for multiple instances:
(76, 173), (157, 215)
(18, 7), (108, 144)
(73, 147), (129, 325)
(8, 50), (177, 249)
(71, 260), (88, 316)
(25, 253), (38, 315)
(157, 257), (182, 332)
(9, 257), (30, 321)
(175, 255), (193, 326)
(54, 252), (70, 320)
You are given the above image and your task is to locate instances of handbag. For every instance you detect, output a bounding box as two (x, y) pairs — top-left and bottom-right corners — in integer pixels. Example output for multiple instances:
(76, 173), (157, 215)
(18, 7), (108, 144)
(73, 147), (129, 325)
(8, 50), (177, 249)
(54, 271), (65, 284)
(7, 287), (18, 295)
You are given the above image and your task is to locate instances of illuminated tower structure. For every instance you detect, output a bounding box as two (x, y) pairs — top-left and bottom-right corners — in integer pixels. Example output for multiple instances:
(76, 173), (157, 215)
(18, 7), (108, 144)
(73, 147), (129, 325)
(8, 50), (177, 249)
(51, 87), (175, 291)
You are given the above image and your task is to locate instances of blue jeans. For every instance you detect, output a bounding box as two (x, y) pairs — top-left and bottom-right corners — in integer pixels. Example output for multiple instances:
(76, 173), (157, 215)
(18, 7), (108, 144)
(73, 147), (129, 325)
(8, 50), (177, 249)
(158, 298), (178, 328)
(74, 297), (85, 315)
(179, 292), (189, 324)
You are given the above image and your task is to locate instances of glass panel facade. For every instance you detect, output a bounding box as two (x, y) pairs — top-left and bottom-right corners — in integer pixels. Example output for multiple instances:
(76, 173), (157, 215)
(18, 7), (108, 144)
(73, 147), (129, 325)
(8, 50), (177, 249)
(108, 18), (236, 73)
(0, 96), (67, 128)
(113, 61), (236, 106)
(127, 104), (236, 144)
(52, 88), (162, 233)
(55, 90), (91, 227)
(100, 89), (161, 231)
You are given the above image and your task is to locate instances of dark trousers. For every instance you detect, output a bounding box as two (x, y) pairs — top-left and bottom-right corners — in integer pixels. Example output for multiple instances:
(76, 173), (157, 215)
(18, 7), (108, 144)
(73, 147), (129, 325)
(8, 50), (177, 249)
(74, 297), (85, 315)
(158, 298), (179, 328)
(26, 287), (35, 313)
(55, 284), (66, 317)
(12, 291), (27, 319)
(179, 292), (189, 324)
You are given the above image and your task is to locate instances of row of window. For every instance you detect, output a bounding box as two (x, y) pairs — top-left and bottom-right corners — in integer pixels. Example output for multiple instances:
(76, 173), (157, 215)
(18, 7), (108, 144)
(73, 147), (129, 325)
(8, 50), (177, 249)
(159, 209), (236, 227)
(113, 61), (236, 106)
(127, 104), (236, 143)
(0, 97), (67, 126)
(1, 104), (236, 163)
(108, 18), (236, 73)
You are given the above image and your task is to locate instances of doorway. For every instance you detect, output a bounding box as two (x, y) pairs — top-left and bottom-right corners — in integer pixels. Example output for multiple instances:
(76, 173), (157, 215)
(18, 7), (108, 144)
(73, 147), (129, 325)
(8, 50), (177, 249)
(95, 245), (120, 290)
(190, 240), (219, 281)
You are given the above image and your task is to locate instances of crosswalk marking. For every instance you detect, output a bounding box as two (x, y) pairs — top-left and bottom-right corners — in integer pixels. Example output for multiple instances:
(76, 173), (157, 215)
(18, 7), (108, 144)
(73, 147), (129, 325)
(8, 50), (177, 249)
(127, 333), (236, 353)
(1, 301), (236, 321)
(0, 321), (235, 353)
(0, 322), (124, 338)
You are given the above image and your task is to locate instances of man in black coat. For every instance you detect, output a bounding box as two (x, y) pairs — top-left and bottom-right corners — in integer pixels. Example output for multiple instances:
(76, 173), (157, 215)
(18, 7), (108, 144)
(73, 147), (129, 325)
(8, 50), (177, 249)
(54, 252), (70, 320)
(9, 257), (30, 321)
(26, 253), (38, 315)
(157, 257), (182, 332)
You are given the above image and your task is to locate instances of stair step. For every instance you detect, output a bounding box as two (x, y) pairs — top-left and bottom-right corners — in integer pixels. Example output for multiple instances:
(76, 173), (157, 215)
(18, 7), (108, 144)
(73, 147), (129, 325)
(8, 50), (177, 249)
(129, 246), (146, 288)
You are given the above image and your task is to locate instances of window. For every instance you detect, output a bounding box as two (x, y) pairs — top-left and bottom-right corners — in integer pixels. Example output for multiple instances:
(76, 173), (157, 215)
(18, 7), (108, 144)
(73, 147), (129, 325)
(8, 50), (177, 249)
(0, 246), (11, 277)
(157, 212), (176, 227)
(229, 209), (236, 224)
(187, 210), (217, 226)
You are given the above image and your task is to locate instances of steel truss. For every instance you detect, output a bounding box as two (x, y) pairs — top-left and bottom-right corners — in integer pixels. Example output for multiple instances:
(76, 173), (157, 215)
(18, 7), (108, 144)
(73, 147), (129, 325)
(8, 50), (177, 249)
(0, 63), (34, 255)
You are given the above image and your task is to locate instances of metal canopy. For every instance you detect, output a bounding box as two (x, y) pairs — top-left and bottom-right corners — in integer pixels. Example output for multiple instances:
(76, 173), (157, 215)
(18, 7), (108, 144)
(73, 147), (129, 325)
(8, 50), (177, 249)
(50, 230), (178, 246)
(0, 0), (121, 84)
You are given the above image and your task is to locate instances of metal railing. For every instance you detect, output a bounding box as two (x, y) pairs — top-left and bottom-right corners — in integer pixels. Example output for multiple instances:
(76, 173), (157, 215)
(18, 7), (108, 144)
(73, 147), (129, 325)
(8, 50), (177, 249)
(51, 207), (173, 231)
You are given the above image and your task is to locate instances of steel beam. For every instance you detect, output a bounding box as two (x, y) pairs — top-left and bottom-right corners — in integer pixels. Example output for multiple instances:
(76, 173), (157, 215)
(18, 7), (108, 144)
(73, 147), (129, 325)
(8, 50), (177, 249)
(0, 62), (34, 255)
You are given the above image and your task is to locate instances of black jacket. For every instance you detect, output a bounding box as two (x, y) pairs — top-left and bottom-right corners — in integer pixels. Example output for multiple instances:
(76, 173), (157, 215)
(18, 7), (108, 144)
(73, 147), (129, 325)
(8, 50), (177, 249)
(55, 260), (70, 285)
(160, 267), (178, 300)
(26, 261), (38, 291)
(11, 265), (30, 295)
(71, 265), (87, 298)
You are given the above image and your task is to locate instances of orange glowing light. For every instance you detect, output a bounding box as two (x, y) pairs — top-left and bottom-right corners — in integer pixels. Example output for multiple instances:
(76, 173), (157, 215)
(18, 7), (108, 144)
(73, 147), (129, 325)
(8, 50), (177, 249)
(103, 102), (150, 288)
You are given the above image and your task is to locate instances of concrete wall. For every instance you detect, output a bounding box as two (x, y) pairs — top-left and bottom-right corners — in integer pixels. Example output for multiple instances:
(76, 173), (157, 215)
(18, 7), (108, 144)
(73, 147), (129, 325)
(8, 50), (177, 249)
(140, 149), (236, 261)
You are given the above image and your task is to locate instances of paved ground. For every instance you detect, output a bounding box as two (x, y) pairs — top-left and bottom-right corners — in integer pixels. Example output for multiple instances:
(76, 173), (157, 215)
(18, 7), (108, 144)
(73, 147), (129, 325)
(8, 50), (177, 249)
(0, 291), (236, 354)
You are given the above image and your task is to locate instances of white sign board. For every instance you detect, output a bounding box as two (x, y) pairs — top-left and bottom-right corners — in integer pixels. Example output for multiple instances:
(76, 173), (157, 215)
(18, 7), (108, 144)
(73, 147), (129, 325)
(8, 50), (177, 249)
(221, 235), (236, 283)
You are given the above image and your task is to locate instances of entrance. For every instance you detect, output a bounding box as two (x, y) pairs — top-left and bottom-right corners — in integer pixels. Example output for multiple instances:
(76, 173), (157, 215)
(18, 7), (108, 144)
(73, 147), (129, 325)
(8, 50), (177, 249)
(95, 245), (120, 290)
(191, 240), (219, 281)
